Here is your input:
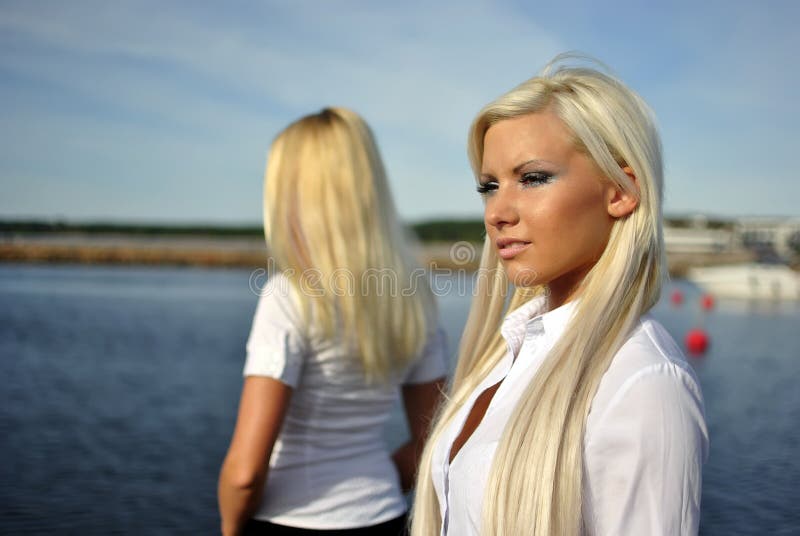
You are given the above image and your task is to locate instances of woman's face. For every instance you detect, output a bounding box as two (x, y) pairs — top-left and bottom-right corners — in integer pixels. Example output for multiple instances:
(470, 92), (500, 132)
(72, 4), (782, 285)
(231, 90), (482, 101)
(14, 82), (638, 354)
(480, 111), (623, 308)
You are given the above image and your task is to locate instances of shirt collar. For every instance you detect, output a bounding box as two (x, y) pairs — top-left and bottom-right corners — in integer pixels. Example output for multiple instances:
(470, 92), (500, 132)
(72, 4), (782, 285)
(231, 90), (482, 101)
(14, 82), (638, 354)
(501, 294), (579, 355)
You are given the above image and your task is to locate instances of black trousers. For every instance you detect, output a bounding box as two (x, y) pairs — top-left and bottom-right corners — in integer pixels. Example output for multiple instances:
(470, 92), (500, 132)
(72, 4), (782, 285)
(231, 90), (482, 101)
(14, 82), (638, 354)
(242, 514), (408, 536)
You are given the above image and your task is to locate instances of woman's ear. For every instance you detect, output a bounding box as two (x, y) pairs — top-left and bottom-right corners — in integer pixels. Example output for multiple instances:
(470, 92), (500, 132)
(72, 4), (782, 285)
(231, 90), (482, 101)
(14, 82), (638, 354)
(606, 166), (639, 218)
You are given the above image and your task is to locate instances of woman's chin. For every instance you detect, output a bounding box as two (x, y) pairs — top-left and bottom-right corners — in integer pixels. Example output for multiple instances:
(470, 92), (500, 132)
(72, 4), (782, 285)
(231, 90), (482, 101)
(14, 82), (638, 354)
(506, 266), (541, 288)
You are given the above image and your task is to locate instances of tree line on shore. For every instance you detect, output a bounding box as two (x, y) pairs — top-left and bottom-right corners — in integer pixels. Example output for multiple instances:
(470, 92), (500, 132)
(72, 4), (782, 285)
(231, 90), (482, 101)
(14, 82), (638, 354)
(0, 219), (489, 243)
(0, 216), (740, 244)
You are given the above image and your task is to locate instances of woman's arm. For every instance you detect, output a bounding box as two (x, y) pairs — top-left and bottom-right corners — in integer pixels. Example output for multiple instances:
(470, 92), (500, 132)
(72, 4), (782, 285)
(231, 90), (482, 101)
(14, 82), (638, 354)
(392, 378), (446, 492)
(218, 376), (293, 536)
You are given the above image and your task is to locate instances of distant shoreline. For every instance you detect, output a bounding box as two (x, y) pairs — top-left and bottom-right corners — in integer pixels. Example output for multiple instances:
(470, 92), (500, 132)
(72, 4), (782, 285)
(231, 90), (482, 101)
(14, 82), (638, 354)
(0, 233), (483, 271)
(0, 242), (268, 269)
(0, 232), (761, 276)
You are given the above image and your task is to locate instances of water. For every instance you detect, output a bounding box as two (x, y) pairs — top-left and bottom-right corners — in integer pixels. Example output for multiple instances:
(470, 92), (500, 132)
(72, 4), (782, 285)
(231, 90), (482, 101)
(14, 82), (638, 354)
(0, 265), (798, 534)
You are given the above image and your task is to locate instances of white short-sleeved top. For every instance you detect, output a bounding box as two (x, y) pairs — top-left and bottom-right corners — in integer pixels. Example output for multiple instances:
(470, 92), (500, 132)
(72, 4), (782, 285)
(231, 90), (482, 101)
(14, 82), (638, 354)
(244, 273), (448, 530)
(431, 296), (709, 535)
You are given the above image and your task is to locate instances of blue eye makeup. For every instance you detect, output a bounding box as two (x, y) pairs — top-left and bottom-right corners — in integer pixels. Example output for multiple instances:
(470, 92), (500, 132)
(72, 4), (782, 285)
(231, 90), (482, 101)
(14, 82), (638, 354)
(476, 170), (555, 196)
(520, 171), (554, 187)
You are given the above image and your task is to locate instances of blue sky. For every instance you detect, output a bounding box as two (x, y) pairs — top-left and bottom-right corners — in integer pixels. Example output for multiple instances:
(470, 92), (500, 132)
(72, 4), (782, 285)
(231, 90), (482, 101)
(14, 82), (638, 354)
(1, 0), (798, 224)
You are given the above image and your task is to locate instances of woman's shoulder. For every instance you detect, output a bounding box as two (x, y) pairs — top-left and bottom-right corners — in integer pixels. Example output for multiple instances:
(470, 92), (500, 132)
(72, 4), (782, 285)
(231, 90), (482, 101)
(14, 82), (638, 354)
(609, 315), (699, 386)
(248, 271), (308, 348)
(259, 270), (294, 298)
(252, 271), (302, 317)
(587, 315), (705, 435)
(244, 272), (310, 385)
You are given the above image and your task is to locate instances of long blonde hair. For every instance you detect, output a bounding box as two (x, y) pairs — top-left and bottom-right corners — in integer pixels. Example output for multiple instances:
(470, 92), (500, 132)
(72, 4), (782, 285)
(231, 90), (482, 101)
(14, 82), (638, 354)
(263, 107), (434, 382)
(412, 56), (665, 534)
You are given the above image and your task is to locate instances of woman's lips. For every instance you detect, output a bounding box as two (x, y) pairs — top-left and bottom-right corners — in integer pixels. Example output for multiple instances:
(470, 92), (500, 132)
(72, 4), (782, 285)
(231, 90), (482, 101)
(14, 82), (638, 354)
(497, 240), (531, 260)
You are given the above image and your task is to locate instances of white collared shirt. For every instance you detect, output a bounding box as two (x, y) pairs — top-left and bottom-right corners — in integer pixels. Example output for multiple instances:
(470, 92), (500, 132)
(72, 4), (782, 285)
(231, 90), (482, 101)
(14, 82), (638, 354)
(431, 296), (709, 535)
(244, 273), (448, 529)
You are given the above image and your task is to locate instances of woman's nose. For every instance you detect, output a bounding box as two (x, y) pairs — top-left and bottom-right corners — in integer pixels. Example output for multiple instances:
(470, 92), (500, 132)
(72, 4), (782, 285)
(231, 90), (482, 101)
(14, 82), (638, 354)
(484, 187), (519, 230)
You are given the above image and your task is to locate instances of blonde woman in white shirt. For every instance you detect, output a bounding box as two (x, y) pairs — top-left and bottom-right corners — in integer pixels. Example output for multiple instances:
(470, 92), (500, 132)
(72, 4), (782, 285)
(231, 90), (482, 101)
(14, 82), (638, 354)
(218, 107), (447, 536)
(411, 57), (709, 535)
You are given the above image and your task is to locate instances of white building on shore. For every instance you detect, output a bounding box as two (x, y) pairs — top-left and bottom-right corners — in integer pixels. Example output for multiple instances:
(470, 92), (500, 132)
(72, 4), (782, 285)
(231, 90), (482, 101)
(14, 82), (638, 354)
(664, 215), (800, 260)
(733, 217), (800, 260)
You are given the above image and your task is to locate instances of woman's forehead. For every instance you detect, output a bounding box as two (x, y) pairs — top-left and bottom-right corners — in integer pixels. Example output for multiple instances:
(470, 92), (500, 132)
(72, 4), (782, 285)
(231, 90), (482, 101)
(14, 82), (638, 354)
(482, 113), (576, 169)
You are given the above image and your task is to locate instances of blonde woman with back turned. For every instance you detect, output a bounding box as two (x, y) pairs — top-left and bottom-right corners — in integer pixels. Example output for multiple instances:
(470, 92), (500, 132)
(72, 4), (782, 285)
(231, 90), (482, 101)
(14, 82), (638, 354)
(219, 107), (447, 535)
(411, 55), (709, 535)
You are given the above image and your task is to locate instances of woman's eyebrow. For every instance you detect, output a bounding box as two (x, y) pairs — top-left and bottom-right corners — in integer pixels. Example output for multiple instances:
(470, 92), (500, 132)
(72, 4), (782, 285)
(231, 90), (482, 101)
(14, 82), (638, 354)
(512, 159), (551, 174)
(482, 159), (554, 179)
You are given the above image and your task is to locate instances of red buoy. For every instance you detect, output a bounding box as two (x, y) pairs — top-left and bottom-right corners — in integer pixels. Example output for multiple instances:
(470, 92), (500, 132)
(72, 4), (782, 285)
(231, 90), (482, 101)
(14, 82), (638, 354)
(670, 289), (684, 306)
(700, 294), (715, 311)
(685, 328), (709, 356)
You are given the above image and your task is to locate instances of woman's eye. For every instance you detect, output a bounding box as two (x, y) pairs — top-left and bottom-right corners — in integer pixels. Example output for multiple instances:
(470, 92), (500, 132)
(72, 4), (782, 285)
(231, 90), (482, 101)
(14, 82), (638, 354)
(476, 181), (498, 195)
(520, 172), (553, 186)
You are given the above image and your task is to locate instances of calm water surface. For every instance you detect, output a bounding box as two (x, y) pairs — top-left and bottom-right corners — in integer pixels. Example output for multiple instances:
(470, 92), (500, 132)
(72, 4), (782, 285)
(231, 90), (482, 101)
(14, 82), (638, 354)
(0, 264), (798, 534)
